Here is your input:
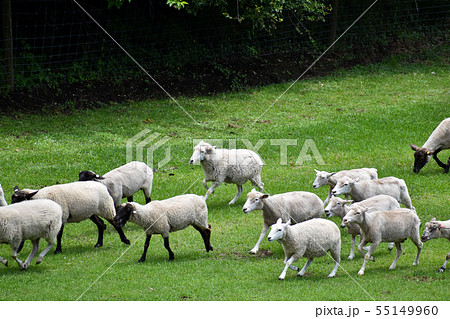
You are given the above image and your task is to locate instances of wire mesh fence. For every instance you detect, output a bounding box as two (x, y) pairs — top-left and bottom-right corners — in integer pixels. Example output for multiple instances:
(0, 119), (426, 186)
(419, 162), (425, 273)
(1, 0), (448, 92)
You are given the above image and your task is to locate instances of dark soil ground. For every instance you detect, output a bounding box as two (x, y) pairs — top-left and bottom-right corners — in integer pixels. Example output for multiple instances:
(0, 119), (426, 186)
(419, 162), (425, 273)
(0, 38), (446, 114)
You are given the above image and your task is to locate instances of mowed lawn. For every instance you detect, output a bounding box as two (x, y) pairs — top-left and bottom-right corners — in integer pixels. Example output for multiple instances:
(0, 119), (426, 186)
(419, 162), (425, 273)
(0, 50), (448, 301)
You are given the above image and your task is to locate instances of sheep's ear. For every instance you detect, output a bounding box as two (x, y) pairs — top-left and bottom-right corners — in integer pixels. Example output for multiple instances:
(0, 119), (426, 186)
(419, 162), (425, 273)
(353, 178), (360, 183)
(286, 219), (293, 225)
(26, 190), (39, 200)
(410, 143), (419, 151)
(276, 218), (283, 225)
(95, 174), (105, 180)
(343, 200), (353, 205)
(314, 169), (319, 173)
(430, 217), (436, 222)
(328, 172), (337, 177)
(261, 194), (269, 199)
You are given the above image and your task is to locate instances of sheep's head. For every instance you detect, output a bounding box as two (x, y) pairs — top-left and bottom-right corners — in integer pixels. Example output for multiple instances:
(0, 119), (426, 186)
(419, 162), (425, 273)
(312, 169), (335, 189)
(114, 202), (136, 228)
(78, 170), (105, 181)
(267, 218), (289, 242)
(342, 206), (367, 225)
(331, 177), (356, 196)
(242, 188), (268, 213)
(324, 196), (352, 218)
(11, 186), (39, 203)
(421, 217), (443, 242)
(410, 144), (433, 173)
(189, 141), (215, 164)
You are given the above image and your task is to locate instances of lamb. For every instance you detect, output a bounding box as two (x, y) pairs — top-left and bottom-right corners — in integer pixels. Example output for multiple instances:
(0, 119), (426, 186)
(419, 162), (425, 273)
(114, 194), (213, 262)
(0, 199), (62, 270)
(324, 195), (400, 259)
(267, 218), (341, 280)
(410, 118), (450, 173)
(331, 176), (414, 210)
(78, 161), (153, 209)
(313, 168), (378, 205)
(11, 181), (130, 253)
(421, 217), (450, 273)
(0, 184), (7, 206)
(242, 189), (323, 254)
(342, 208), (422, 276)
(189, 141), (264, 205)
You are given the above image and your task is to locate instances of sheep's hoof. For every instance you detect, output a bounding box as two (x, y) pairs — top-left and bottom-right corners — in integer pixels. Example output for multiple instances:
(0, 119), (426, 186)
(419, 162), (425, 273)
(3, 261), (7, 267)
(249, 250), (257, 255)
(54, 249), (62, 254)
(347, 255), (354, 260)
(36, 258), (43, 265)
(137, 258), (146, 263)
(94, 243), (103, 248)
(437, 267), (445, 273)
(278, 277), (284, 281)
(357, 271), (364, 276)
(122, 239), (131, 245)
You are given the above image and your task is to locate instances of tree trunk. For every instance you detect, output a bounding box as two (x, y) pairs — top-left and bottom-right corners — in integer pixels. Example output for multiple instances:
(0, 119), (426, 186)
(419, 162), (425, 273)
(1, 0), (14, 91)
(328, 0), (339, 48)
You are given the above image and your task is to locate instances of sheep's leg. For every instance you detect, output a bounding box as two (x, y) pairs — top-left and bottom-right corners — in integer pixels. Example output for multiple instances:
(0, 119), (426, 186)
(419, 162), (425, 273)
(387, 242), (394, 251)
(127, 196), (133, 202)
(410, 233), (423, 266)
(90, 215), (106, 248)
(250, 177), (264, 192)
(0, 255), (8, 267)
(106, 218), (131, 245)
(328, 247), (341, 278)
(142, 186), (152, 203)
(438, 251), (450, 273)
(22, 239), (40, 270)
(279, 255), (297, 280)
(298, 258), (313, 277)
(36, 238), (56, 265)
(138, 234), (151, 263)
(357, 238), (369, 257)
(389, 242), (402, 270)
(193, 225), (213, 252)
(202, 179), (209, 190)
(358, 241), (379, 276)
(431, 149), (448, 170)
(323, 187), (333, 206)
(204, 181), (221, 201)
(250, 222), (269, 254)
(348, 235), (356, 260)
(54, 224), (65, 254)
(163, 236), (175, 261)
(228, 184), (243, 205)
(17, 241), (25, 254)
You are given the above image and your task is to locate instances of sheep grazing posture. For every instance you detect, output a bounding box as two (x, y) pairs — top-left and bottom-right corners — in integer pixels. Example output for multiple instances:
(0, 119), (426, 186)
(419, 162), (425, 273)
(410, 118), (450, 174)
(421, 217), (450, 273)
(0, 199), (62, 270)
(242, 189), (323, 254)
(0, 184), (7, 207)
(267, 218), (341, 280)
(189, 141), (264, 205)
(79, 161), (153, 209)
(313, 168), (378, 205)
(331, 176), (414, 210)
(114, 194), (213, 262)
(324, 195), (400, 259)
(343, 208), (422, 276)
(12, 182), (130, 253)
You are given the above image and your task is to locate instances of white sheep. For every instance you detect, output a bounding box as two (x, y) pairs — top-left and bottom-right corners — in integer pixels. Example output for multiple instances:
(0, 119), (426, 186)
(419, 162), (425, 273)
(0, 184), (7, 207)
(421, 217), (450, 273)
(0, 199), (62, 270)
(189, 141), (264, 205)
(12, 181), (130, 253)
(242, 189), (323, 254)
(324, 195), (400, 259)
(331, 176), (414, 210)
(313, 168), (378, 205)
(267, 218), (341, 280)
(410, 118), (450, 173)
(342, 208), (422, 276)
(78, 161), (153, 209)
(114, 194), (213, 262)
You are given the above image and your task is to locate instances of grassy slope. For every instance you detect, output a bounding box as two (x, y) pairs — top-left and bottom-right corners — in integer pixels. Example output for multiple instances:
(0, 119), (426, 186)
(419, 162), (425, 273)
(0, 50), (448, 301)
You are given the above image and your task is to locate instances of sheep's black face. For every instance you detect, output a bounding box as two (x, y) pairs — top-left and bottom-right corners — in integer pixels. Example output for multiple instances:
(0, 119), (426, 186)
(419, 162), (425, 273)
(412, 149), (431, 173)
(11, 187), (39, 204)
(79, 170), (104, 181)
(114, 203), (134, 227)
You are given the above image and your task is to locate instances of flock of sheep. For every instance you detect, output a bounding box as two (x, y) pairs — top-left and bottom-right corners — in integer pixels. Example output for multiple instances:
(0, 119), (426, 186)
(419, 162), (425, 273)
(0, 118), (448, 281)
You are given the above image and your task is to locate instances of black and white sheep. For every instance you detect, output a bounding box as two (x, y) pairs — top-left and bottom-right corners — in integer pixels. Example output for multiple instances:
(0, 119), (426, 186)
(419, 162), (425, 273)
(12, 182), (130, 253)
(421, 217), (450, 273)
(242, 189), (323, 254)
(343, 208), (422, 276)
(410, 118), (450, 174)
(313, 168), (378, 205)
(324, 195), (400, 259)
(0, 199), (62, 270)
(189, 141), (264, 205)
(114, 194), (213, 262)
(331, 176), (414, 210)
(267, 218), (341, 280)
(78, 161), (153, 209)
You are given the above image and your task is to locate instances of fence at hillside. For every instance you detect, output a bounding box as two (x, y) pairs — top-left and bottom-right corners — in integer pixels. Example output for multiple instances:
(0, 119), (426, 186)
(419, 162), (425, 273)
(1, 0), (449, 92)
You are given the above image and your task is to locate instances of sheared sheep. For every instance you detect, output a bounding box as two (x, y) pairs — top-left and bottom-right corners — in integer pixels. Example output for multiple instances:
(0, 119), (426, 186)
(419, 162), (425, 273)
(313, 168), (378, 205)
(0, 199), (62, 270)
(343, 208), (422, 276)
(189, 141), (264, 205)
(421, 217), (450, 272)
(324, 195), (400, 259)
(114, 194), (213, 262)
(78, 161), (153, 209)
(331, 176), (414, 210)
(267, 218), (341, 280)
(12, 182), (130, 253)
(242, 189), (323, 254)
(410, 118), (450, 173)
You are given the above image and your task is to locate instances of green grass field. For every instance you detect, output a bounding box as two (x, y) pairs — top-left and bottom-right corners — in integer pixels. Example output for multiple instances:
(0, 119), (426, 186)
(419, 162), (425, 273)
(0, 49), (448, 301)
